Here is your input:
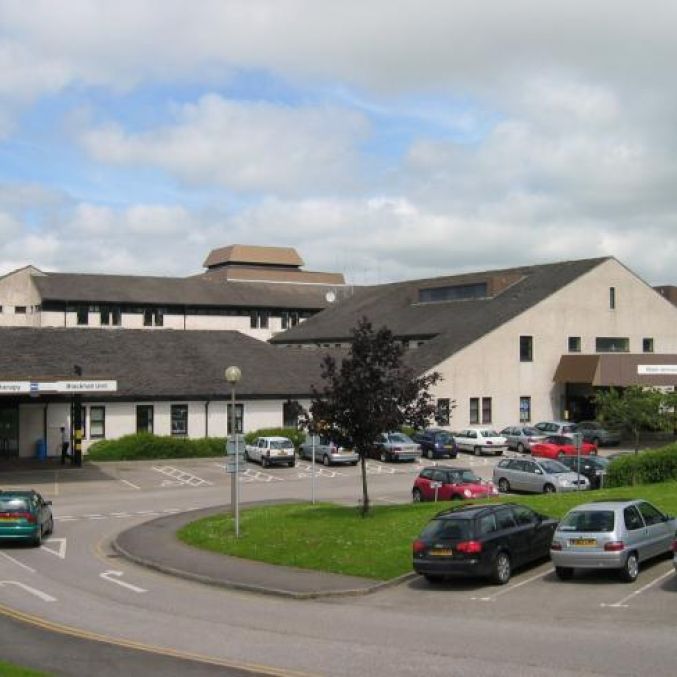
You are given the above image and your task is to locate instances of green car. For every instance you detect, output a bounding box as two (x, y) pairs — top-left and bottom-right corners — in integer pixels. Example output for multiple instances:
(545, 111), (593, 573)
(0, 490), (53, 546)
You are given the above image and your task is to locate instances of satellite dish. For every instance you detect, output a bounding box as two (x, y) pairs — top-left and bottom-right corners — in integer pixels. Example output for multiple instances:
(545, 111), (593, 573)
(325, 290), (336, 303)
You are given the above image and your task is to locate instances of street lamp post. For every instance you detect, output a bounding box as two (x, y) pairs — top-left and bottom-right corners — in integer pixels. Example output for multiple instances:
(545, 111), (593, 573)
(225, 366), (242, 537)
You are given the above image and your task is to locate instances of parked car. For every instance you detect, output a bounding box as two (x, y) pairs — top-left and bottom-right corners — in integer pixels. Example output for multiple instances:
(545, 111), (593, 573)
(493, 457), (590, 494)
(244, 436), (296, 467)
(371, 432), (421, 462)
(412, 466), (498, 502)
(557, 455), (610, 489)
(298, 434), (359, 466)
(673, 531), (677, 574)
(412, 429), (458, 460)
(534, 420), (579, 437)
(0, 490), (53, 546)
(575, 420), (622, 447)
(530, 435), (597, 460)
(500, 426), (546, 453)
(454, 428), (507, 456)
(550, 499), (676, 582)
(412, 502), (558, 584)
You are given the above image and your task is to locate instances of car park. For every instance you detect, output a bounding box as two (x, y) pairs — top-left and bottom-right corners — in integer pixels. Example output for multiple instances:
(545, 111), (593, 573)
(412, 503), (558, 584)
(499, 426), (546, 453)
(575, 420), (622, 447)
(371, 432), (421, 462)
(0, 490), (53, 546)
(412, 429), (458, 460)
(454, 428), (507, 456)
(244, 436), (296, 468)
(550, 499), (676, 582)
(493, 457), (590, 493)
(530, 435), (597, 460)
(297, 434), (359, 466)
(412, 466), (498, 502)
(557, 455), (610, 489)
(534, 420), (579, 437)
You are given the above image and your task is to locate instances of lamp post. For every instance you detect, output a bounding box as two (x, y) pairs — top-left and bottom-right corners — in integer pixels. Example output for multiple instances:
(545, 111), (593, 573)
(225, 366), (242, 537)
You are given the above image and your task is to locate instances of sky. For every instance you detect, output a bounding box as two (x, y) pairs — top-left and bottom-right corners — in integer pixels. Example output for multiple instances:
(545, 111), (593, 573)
(1, 1), (676, 285)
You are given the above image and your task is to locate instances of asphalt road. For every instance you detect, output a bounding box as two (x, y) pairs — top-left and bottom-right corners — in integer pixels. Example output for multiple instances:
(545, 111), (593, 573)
(0, 450), (674, 676)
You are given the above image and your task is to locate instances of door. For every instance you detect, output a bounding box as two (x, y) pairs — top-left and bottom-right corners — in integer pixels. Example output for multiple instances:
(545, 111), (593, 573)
(136, 405), (154, 434)
(636, 502), (674, 558)
(0, 407), (19, 458)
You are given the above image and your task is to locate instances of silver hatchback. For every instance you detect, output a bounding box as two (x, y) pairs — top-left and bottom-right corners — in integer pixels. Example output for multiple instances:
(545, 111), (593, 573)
(493, 457), (589, 494)
(550, 500), (676, 582)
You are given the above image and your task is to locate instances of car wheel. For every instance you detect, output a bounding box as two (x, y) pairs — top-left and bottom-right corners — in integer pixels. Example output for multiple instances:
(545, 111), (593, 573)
(427, 449), (434, 460)
(498, 478), (510, 493)
(423, 574), (444, 583)
(492, 551), (511, 585)
(261, 456), (268, 468)
(351, 461), (358, 466)
(32, 527), (42, 548)
(412, 488), (423, 503)
(516, 443), (525, 453)
(543, 483), (556, 494)
(474, 446), (482, 456)
(244, 449), (250, 462)
(620, 551), (639, 583)
(555, 566), (574, 581)
(46, 517), (54, 536)
(380, 451), (388, 463)
(289, 459), (295, 468)
(323, 455), (330, 466)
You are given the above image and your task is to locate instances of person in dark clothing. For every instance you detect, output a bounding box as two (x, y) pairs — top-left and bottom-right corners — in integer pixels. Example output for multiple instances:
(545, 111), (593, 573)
(60, 426), (70, 464)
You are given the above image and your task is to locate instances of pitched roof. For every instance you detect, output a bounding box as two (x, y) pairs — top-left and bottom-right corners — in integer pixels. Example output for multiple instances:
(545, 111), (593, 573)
(203, 244), (304, 269)
(0, 328), (329, 399)
(271, 257), (610, 373)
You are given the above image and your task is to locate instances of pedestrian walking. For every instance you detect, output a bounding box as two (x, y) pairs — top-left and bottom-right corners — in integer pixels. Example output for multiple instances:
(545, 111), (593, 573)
(60, 426), (70, 464)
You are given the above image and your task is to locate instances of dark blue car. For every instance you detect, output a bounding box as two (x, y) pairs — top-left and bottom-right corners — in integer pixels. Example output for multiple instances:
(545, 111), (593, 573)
(413, 429), (458, 460)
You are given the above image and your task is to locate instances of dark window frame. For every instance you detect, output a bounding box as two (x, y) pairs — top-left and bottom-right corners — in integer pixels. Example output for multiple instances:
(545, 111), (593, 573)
(469, 397), (480, 424)
(436, 398), (450, 426)
(89, 406), (105, 439)
(519, 396), (531, 423)
(519, 336), (533, 362)
(227, 403), (244, 435)
(595, 337), (630, 353)
(481, 397), (492, 424)
(568, 336), (581, 352)
(171, 404), (188, 436)
(642, 337), (654, 353)
(136, 405), (154, 434)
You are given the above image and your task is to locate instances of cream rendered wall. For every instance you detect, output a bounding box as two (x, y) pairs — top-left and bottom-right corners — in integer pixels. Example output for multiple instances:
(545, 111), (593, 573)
(0, 268), (42, 327)
(430, 259), (677, 432)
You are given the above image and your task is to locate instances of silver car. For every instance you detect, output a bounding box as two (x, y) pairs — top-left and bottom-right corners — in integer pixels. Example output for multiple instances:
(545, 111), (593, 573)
(575, 420), (622, 447)
(372, 432), (421, 462)
(493, 457), (589, 494)
(550, 500), (676, 582)
(499, 426), (546, 453)
(298, 434), (359, 466)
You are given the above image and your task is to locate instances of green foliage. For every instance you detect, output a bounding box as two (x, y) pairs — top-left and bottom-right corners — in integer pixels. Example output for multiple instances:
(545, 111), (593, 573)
(243, 427), (305, 448)
(0, 661), (47, 676)
(606, 443), (677, 487)
(87, 433), (226, 461)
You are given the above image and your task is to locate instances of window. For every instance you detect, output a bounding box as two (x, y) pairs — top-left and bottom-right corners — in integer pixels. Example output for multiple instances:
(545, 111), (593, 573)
(643, 338), (654, 353)
(76, 305), (89, 325)
(595, 337), (629, 353)
(250, 311), (270, 329)
(478, 514), (497, 535)
(291, 311), (299, 327)
(519, 396), (531, 423)
(609, 287), (616, 309)
(469, 398), (479, 424)
(90, 406), (105, 439)
(637, 502), (664, 526)
(283, 400), (302, 428)
(136, 405), (154, 434)
(171, 404), (188, 436)
(436, 398), (450, 426)
(101, 306), (122, 326)
(144, 308), (163, 327)
(154, 309), (164, 327)
(144, 308), (153, 327)
(520, 336), (533, 362)
(481, 397), (492, 424)
(281, 311), (289, 330)
(568, 336), (581, 352)
(495, 508), (516, 530)
(623, 506), (643, 531)
(512, 505), (537, 526)
(100, 306), (110, 325)
(418, 282), (488, 303)
(227, 403), (243, 434)
(15, 306), (26, 314)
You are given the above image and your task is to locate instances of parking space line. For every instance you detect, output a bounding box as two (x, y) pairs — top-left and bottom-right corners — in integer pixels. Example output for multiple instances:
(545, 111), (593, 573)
(120, 479), (140, 490)
(0, 551), (36, 573)
(600, 569), (674, 608)
(471, 567), (553, 601)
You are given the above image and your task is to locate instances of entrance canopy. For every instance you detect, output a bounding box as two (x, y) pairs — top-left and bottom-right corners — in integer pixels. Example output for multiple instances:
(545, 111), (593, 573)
(554, 354), (677, 387)
(0, 380), (117, 396)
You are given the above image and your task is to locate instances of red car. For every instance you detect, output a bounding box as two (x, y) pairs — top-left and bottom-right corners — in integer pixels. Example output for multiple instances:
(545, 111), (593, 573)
(412, 466), (499, 502)
(530, 435), (597, 460)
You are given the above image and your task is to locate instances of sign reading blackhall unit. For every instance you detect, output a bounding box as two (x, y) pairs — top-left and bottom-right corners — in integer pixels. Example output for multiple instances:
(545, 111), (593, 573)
(638, 365), (677, 376)
(0, 380), (118, 395)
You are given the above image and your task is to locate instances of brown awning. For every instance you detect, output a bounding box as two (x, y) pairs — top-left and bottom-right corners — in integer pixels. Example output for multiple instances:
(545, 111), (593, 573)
(554, 354), (677, 387)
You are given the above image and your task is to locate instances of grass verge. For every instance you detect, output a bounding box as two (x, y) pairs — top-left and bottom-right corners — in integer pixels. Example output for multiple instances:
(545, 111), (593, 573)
(0, 660), (47, 676)
(177, 481), (677, 580)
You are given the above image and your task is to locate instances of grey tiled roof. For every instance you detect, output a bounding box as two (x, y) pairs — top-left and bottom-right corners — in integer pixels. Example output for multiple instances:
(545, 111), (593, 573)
(0, 328), (330, 399)
(271, 257), (610, 373)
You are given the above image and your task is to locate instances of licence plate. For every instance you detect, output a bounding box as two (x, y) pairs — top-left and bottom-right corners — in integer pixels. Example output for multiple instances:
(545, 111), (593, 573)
(570, 539), (596, 547)
(430, 548), (453, 556)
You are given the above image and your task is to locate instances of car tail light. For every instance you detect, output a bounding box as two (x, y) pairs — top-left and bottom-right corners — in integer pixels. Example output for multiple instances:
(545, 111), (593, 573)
(456, 540), (482, 554)
(412, 539), (426, 554)
(671, 539), (677, 553)
(604, 541), (625, 552)
(0, 511), (36, 523)
(550, 541), (562, 551)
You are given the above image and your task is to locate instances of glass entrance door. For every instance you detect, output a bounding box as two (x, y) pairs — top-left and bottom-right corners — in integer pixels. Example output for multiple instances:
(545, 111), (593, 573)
(0, 407), (19, 458)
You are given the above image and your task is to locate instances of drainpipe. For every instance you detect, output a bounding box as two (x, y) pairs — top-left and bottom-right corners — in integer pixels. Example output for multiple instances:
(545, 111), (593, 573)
(205, 400), (210, 438)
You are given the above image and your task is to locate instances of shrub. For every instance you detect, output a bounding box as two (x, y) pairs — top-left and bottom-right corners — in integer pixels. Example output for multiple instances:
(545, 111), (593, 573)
(87, 433), (226, 461)
(243, 427), (305, 448)
(605, 443), (677, 487)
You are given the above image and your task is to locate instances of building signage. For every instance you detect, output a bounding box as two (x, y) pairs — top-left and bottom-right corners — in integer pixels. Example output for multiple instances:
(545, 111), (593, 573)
(638, 365), (677, 376)
(0, 380), (118, 395)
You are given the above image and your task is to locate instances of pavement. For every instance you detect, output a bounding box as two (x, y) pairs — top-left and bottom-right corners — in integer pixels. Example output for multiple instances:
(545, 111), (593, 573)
(113, 503), (414, 599)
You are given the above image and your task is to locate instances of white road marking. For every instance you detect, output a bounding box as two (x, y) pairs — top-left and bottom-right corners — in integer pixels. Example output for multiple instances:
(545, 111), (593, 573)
(55, 516), (78, 522)
(82, 514), (106, 519)
(601, 568), (675, 608)
(120, 479), (140, 490)
(99, 570), (147, 593)
(0, 551), (36, 573)
(0, 581), (56, 602)
(471, 568), (553, 601)
(110, 512), (132, 517)
(153, 465), (213, 487)
(41, 538), (67, 560)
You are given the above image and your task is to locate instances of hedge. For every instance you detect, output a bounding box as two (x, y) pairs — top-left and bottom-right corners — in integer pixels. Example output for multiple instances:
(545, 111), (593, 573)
(605, 443), (677, 487)
(87, 433), (226, 461)
(243, 427), (305, 448)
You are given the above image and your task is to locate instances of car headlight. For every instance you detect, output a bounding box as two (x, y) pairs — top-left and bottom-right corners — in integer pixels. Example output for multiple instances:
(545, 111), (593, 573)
(463, 489), (472, 498)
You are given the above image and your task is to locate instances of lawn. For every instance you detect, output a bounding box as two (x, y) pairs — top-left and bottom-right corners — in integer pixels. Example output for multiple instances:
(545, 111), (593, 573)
(177, 481), (677, 580)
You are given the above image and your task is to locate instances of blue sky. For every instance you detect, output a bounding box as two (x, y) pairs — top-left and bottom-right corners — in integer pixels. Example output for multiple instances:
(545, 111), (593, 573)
(1, 1), (676, 285)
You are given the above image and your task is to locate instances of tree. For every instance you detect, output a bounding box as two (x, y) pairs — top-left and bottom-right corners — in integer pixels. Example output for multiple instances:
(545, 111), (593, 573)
(593, 386), (669, 453)
(310, 317), (441, 515)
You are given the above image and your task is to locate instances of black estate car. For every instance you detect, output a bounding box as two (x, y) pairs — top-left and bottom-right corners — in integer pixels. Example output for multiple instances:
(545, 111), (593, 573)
(412, 503), (558, 584)
(412, 429), (458, 460)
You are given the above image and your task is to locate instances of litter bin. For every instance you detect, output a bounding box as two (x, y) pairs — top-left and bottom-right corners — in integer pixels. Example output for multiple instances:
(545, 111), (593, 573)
(35, 438), (47, 461)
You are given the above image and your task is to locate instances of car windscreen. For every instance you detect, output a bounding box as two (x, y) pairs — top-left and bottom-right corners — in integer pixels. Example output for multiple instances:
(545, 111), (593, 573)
(459, 470), (481, 483)
(538, 460), (570, 474)
(480, 430), (500, 437)
(523, 427), (540, 435)
(269, 440), (292, 449)
(420, 518), (472, 542)
(559, 510), (615, 532)
(561, 425), (578, 433)
(388, 433), (412, 443)
(0, 497), (30, 511)
(436, 432), (453, 443)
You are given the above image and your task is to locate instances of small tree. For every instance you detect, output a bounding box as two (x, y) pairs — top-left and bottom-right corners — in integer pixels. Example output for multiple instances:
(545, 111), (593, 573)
(310, 318), (441, 515)
(593, 386), (668, 453)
